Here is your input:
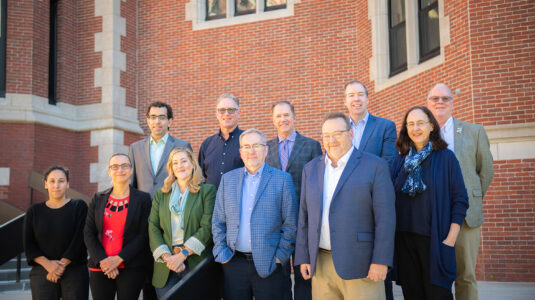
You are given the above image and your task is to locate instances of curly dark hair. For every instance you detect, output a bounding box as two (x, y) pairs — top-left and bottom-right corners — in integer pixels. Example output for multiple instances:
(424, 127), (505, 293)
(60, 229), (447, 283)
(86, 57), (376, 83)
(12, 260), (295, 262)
(146, 101), (173, 119)
(43, 165), (70, 182)
(396, 106), (448, 155)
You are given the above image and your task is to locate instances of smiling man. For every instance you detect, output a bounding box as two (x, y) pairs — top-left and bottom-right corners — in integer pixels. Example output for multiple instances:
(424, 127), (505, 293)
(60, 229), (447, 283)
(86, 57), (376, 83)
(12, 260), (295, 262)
(426, 83), (494, 300)
(212, 128), (298, 300)
(343, 80), (397, 166)
(294, 112), (395, 300)
(265, 101), (322, 300)
(199, 94), (244, 189)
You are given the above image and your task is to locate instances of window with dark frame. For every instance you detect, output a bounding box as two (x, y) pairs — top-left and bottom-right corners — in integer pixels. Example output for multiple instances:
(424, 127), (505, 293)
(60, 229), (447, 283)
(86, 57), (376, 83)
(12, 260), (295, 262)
(207, 0), (226, 20)
(388, 0), (407, 77)
(0, 0), (7, 98)
(265, 0), (286, 11)
(235, 0), (256, 16)
(48, 0), (58, 105)
(418, 0), (440, 62)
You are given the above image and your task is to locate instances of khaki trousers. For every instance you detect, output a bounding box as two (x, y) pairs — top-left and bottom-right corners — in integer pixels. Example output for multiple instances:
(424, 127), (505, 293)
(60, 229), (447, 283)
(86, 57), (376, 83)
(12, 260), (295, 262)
(311, 250), (385, 300)
(455, 221), (481, 300)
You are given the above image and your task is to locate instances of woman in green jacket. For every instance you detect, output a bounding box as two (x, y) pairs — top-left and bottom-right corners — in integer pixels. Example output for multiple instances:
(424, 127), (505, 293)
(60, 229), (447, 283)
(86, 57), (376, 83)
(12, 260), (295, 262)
(148, 147), (216, 298)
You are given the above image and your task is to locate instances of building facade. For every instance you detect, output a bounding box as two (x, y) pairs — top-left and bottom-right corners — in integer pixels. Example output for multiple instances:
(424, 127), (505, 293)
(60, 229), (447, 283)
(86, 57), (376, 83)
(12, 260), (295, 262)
(0, 0), (534, 281)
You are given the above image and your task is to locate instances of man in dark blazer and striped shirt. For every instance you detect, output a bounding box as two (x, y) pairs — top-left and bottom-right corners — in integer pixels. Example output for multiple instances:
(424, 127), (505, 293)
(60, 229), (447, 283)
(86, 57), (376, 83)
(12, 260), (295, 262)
(265, 101), (322, 300)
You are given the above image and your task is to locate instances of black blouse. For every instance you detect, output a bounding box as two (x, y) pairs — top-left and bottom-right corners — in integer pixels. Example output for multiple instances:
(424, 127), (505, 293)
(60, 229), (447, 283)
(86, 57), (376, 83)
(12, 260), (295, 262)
(24, 199), (88, 266)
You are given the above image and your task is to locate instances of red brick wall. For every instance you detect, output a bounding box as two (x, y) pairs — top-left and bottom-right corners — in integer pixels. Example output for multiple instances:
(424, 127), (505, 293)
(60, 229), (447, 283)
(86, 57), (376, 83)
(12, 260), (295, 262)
(478, 159), (535, 281)
(0, 186), (8, 201)
(56, 0), (78, 105)
(122, 0), (137, 108)
(469, 0), (535, 126)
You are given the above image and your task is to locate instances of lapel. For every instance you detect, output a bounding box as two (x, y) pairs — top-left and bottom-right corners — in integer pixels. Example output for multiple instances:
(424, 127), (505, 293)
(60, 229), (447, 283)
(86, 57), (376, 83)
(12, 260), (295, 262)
(96, 188), (112, 236)
(286, 132), (305, 171)
(331, 149), (361, 202)
(143, 138), (155, 178)
(314, 156), (326, 224)
(183, 188), (199, 234)
(155, 136), (175, 176)
(253, 165), (272, 209)
(452, 118), (463, 155)
(359, 114), (376, 150)
(160, 191), (172, 242)
(123, 185), (137, 234)
(268, 139), (282, 170)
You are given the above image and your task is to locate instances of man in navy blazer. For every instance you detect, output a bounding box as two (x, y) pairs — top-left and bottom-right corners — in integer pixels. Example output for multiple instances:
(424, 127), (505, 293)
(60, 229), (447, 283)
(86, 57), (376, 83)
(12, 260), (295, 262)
(343, 80), (397, 166)
(212, 128), (298, 300)
(265, 101), (322, 300)
(294, 112), (395, 300)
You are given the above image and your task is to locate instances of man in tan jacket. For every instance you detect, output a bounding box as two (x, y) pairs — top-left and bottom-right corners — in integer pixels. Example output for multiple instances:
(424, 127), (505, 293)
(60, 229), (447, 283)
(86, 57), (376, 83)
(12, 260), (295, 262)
(427, 83), (494, 300)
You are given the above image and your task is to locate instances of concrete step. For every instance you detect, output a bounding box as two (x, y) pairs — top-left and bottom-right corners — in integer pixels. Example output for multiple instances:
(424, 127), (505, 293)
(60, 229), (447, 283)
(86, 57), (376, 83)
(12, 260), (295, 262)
(0, 268), (30, 281)
(0, 279), (30, 293)
(0, 256), (28, 270)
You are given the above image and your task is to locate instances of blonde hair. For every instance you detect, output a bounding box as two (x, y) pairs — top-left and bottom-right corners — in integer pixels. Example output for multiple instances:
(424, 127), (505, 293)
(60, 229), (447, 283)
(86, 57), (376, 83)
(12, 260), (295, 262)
(161, 148), (205, 194)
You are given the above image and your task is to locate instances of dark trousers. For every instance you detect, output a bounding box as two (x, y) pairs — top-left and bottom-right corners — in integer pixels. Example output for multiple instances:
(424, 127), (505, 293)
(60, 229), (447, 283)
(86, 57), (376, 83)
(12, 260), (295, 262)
(283, 261), (311, 300)
(143, 264), (157, 300)
(396, 232), (453, 300)
(222, 255), (287, 300)
(90, 268), (147, 300)
(29, 263), (89, 300)
(385, 271), (394, 300)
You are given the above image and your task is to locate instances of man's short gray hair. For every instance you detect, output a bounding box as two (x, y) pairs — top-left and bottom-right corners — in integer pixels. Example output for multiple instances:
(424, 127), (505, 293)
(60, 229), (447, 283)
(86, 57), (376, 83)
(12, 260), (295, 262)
(216, 93), (240, 107)
(427, 83), (453, 101)
(239, 128), (267, 145)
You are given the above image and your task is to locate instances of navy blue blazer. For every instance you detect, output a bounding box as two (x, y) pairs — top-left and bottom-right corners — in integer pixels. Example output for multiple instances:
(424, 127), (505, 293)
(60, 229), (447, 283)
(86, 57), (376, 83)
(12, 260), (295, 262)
(294, 148), (396, 280)
(357, 114), (397, 166)
(265, 132), (322, 199)
(391, 149), (468, 289)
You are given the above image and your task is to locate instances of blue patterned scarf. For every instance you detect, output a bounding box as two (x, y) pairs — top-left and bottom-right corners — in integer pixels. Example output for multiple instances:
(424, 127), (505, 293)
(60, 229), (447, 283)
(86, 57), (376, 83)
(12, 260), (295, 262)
(402, 141), (433, 196)
(169, 181), (189, 229)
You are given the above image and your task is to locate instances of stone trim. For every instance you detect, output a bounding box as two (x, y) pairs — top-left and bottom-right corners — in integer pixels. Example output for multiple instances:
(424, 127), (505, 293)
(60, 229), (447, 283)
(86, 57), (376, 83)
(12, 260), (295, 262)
(368, 0), (451, 92)
(0, 168), (9, 186)
(186, 0), (300, 30)
(486, 123), (535, 161)
(90, 129), (130, 190)
(0, 94), (143, 134)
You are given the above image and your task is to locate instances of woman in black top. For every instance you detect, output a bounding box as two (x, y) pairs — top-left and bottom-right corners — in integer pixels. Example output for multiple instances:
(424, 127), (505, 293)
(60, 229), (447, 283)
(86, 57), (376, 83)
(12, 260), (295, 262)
(23, 165), (89, 300)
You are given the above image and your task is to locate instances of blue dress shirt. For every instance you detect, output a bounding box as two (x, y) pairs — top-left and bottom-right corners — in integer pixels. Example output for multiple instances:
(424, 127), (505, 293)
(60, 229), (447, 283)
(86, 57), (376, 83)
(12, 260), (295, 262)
(277, 131), (297, 171)
(150, 133), (169, 174)
(350, 112), (369, 149)
(235, 164), (265, 253)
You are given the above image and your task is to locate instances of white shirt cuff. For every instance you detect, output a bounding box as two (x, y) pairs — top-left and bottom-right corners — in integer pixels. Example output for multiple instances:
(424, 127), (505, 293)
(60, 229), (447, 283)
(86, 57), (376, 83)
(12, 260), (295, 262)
(153, 244), (172, 263)
(184, 236), (205, 256)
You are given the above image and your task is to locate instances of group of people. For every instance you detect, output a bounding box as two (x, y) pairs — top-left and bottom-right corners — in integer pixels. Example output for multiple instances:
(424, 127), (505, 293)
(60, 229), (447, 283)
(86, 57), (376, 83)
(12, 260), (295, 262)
(23, 81), (494, 300)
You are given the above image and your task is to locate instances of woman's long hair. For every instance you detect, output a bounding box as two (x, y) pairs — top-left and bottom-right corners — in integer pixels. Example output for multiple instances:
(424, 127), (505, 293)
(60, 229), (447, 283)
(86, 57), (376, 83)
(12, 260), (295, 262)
(161, 147), (205, 194)
(395, 106), (448, 155)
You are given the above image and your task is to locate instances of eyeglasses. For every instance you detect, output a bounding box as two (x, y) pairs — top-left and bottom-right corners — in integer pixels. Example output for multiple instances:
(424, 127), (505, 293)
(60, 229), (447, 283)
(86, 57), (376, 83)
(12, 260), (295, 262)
(428, 96), (452, 103)
(109, 164), (132, 171)
(407, 121), (430, 129)
(240, 144), (266, 151)
(147, 115), (168, 121)
(217, 108), (238, 115)
(321, 129), (350, 140)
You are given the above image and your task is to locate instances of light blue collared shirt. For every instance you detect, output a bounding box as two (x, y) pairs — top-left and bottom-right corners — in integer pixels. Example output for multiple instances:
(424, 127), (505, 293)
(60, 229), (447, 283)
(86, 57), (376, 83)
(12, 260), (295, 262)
(149, 133), (169, 175)
(235, 164), (265, 252)
(277, 131), (297, 171)
(350, 112), (369, 149)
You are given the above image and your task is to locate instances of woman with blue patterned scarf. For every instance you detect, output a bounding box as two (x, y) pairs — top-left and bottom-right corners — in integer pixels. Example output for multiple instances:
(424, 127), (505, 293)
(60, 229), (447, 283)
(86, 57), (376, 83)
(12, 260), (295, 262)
(148, 147), (217, 298)
(391, 106), (468, 300)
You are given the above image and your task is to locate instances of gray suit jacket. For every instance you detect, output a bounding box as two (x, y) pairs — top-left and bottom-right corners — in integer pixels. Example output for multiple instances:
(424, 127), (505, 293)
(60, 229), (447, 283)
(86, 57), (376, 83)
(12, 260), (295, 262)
(294, 148), (396, 279)
(265, 132), (323, 199)
(129, 135), (191, 196)
(453, 118), (494, 227)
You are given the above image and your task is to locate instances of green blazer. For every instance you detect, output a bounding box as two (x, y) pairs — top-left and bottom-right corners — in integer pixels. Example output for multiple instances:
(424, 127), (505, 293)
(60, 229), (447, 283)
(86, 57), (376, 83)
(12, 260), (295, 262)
(453, 118), (494, 228)
(148, 183), (216, 288)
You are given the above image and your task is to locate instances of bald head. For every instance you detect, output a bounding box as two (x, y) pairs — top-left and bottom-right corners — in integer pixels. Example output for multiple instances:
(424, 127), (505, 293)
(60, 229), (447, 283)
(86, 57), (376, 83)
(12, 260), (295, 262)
(426, 83), (454, 127)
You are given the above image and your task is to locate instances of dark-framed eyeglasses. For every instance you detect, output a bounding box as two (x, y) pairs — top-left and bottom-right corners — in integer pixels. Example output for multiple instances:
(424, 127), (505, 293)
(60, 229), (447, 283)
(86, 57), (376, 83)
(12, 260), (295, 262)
(240, 143), (266, 151)
(428, 96), (452, 103)
(147, 115), (168, 121)
(109, 164), (132, 171)
(217, 108), (238, 115)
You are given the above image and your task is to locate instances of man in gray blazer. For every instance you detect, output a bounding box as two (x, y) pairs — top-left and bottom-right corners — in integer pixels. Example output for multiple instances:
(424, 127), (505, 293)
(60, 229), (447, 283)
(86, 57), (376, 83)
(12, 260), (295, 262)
(129, 101), (192, 196)
(265, 100), (322, 300)
(343, 80), (397, 166)
(427, 84), (494, 300)
(294, 112), (395, 300)
(212, 128), (298, 300)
